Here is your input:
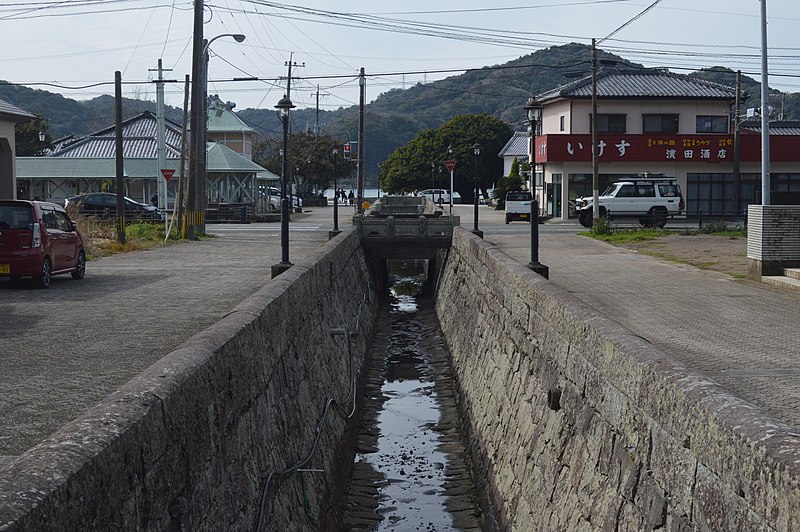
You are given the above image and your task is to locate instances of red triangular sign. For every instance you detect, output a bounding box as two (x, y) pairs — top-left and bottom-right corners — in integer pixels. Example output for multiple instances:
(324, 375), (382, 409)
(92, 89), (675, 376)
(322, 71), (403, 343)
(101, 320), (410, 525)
(160, 169), (176, 182)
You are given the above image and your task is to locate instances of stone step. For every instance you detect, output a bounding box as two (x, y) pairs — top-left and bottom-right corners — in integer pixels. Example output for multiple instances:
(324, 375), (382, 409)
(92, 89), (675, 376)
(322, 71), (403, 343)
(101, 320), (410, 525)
(784, 268), (800, 281)
(762, 274), (800, 292)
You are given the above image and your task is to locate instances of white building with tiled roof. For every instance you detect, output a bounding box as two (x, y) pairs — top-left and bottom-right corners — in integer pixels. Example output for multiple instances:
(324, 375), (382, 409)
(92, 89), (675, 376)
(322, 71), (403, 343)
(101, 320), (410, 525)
(527, 68), (800, 220)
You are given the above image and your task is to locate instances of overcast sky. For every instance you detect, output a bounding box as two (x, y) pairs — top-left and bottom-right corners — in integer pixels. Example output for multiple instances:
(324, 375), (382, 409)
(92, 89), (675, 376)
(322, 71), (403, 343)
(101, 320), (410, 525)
(1, 0), (798, 112)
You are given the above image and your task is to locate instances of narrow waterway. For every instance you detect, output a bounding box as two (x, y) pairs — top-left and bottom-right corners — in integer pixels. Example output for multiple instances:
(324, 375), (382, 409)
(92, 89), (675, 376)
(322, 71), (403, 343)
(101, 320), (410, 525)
(339, 262), (483, 531)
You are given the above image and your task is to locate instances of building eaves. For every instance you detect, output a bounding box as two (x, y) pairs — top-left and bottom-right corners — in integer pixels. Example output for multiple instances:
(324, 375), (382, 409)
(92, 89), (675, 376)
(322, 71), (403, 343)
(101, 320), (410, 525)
(538, 68), (736, 103)
(0, 98), (34, 122)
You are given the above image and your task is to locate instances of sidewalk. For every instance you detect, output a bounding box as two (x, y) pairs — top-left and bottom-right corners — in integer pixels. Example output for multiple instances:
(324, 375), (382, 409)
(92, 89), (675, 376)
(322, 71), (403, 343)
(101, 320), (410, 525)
(486, 231), (800, 429)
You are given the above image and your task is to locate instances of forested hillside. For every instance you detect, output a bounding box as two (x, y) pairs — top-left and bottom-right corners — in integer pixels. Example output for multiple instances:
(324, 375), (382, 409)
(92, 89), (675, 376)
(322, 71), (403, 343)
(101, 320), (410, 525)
(2, 43), (796, 178)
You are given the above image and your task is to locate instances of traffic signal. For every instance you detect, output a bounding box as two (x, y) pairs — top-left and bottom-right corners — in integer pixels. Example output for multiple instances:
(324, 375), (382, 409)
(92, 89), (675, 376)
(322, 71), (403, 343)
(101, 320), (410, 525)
(343, 143), (351, 160)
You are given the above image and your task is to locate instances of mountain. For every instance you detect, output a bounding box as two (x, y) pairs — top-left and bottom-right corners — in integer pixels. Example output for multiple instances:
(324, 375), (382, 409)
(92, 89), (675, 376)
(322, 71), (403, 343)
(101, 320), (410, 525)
(3, 43), (796, 178)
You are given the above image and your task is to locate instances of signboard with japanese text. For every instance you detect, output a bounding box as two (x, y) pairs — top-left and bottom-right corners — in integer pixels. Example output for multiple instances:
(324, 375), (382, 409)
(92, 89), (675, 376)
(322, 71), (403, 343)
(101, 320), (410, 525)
(534, 133), (794, 164)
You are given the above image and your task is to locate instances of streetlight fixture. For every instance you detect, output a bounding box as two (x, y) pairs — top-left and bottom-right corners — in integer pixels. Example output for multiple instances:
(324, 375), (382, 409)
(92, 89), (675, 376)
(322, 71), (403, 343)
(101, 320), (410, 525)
(330, 146), (341, 239)
(523, 96), (549, 279)
(272, 94), (295, 278)
(471, 141), (483, 238)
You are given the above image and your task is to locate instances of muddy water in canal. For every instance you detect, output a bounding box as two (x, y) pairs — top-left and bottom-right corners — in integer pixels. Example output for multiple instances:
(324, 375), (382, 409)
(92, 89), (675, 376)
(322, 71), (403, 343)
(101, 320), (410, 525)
(339, 265), (483, 531)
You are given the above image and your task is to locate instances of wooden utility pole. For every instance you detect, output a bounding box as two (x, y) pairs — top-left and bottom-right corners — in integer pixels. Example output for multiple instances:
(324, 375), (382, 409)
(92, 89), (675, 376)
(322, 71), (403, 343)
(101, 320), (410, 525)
(114, 71), (126, 244)
(357, 67), (365, 212)
(186, 0), (204, 239)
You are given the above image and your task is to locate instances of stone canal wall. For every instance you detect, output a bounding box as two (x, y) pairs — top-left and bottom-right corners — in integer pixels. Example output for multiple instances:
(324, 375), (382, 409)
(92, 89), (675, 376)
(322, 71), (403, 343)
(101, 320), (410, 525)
(0, 228), (378, 531)
(436, 228), (800, 531)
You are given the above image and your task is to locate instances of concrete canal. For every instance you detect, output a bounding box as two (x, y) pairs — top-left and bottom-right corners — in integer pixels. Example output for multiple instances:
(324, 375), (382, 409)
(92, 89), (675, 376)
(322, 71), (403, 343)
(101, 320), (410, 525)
(339, 260), (484, 531)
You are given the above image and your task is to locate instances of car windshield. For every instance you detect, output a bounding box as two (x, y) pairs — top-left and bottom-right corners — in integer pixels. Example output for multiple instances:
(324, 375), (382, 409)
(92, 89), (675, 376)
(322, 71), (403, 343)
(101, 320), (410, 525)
(506, 192), (531, 201)
(0, 205), (33, 229)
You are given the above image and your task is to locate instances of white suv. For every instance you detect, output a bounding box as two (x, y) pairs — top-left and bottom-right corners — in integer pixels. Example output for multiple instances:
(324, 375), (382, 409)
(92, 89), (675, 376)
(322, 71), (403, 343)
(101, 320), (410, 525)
(574, 178), (684, 228)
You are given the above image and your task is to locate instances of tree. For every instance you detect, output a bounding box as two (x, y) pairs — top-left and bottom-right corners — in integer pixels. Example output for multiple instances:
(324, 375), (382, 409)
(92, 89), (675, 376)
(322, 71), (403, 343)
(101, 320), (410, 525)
(379, 114), (513, 202)
(14, 113), (53, 156)
(493, 156), (525, 209)
(253, 131), (347, 197)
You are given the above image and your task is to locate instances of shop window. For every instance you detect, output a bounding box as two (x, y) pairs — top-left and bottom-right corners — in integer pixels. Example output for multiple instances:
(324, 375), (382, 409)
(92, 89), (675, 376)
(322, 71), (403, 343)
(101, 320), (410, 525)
(593, 114), (626, 133)
(643, 114), (679, 133)
(696, 115), (728, 133)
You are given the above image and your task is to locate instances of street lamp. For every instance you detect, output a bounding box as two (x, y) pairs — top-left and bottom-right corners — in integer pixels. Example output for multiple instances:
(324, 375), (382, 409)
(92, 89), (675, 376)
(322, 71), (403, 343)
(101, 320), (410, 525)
(272, 94), (295, 278)
(189, 33), (246, 237)
(448, 144), (454, 214)
(523, 96), (549, 279)
(472, 141), (483, 237)
(330, 146), (340, 238)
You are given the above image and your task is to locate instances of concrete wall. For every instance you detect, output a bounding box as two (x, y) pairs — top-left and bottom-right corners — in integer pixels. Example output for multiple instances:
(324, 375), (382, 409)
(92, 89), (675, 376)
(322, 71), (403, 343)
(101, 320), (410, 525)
(747, 205), (800, 278)
(0, 228), (378, 531)
(436, 228), (800, 531)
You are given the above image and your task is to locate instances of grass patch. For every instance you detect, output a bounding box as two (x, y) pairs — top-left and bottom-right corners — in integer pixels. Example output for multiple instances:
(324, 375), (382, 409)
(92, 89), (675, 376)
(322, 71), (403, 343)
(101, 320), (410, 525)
(581, 227), (673, 244)
(72, 216), (185, 260)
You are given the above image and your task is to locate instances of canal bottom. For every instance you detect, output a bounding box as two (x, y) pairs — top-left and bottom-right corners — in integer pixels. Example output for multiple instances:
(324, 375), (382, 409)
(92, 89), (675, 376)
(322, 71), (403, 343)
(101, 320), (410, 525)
(339, 260), (483, 531)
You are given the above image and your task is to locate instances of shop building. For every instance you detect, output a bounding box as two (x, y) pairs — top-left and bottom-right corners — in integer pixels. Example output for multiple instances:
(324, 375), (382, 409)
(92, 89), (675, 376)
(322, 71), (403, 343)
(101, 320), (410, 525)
(528, 69), (800, 220)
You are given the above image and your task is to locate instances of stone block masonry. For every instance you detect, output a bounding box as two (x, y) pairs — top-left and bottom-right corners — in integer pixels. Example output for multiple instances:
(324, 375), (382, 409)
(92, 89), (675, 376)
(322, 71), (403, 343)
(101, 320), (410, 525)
(436, 227), (800, 531)
(0, 228), (379, 531)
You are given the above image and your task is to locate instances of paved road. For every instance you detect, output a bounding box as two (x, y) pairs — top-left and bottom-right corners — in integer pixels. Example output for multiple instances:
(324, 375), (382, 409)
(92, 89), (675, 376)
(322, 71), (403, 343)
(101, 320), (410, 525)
(2, 202), (798, 461)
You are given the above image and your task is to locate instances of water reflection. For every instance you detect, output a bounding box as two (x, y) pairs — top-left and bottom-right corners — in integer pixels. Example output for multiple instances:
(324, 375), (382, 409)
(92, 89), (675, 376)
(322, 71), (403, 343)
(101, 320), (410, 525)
(357, 270), (456, 530)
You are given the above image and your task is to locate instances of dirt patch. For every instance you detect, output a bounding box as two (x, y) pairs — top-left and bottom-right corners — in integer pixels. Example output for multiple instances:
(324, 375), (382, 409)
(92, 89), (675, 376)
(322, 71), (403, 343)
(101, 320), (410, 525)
(612, 234), (749, 278)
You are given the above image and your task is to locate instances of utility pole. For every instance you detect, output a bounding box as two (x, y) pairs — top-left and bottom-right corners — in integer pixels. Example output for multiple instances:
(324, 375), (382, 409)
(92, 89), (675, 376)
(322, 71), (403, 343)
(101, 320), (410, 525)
(591, 38), (599, 221)
(315, 85), (320, 137)
(186, 0), (204, 239)
(760, 0), (770, 205)
(733, 70), (742, 214)
(149, 58), (172, 235)
(357, 67), (365, 213)
(114, 71), (126, 245)
(178, 74), (189, 236)
(284, 54), (304, 212)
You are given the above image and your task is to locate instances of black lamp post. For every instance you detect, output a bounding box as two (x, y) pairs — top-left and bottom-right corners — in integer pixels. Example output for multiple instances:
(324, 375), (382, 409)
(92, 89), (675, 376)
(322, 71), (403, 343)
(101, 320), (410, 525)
(272, 94), (295, 278)
(472, 141), (483, 237)
(330, 146), (341, 239)
(523, 96), (549, 279)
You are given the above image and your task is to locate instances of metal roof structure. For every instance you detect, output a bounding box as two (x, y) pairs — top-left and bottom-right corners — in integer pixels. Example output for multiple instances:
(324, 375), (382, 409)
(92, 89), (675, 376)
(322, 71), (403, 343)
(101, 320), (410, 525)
(17, 142), (263, 178)
(498, 131), (528, 158)
(207, 95), (255, 134)
(51, 111), (183, 158)
(740, 120), (800, 136)
(0, 98), (34, 122)
(20, 109), (265, 176)
(538, 69), (737, 103)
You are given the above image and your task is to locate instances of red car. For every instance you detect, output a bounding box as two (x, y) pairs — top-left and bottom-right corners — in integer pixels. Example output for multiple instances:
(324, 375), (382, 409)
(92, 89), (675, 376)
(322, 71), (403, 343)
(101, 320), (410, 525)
(0, 200), (86, 288)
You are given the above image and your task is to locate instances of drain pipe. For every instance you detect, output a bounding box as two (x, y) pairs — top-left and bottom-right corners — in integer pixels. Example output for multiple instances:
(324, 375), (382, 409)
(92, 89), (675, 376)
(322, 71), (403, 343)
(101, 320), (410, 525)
(254, 287), (372, 532)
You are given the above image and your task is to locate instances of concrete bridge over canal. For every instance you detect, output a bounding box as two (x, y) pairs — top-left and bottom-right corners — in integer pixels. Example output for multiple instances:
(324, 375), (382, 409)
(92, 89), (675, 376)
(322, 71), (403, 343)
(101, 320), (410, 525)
(1, 201), (800, 531)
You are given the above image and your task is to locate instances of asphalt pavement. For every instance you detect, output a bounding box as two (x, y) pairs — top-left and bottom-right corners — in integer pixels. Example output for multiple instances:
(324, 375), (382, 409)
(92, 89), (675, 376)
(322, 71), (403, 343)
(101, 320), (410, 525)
(2, 202), (799, 463)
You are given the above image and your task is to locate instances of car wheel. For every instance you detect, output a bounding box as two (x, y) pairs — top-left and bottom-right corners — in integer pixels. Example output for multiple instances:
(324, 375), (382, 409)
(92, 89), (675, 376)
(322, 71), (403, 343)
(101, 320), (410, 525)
(505, 214), (510, 224)
(649, 208), (668, 228)
(578, 212), (591, 228)
(71, 250), (86, 280)
(37, 257), (52, 289)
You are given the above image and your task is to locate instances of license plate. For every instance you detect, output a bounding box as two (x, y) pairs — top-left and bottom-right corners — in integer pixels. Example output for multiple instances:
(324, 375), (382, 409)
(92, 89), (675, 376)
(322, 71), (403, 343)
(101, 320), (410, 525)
(520, 214), (529, 219)
(0, 264), (9, 274)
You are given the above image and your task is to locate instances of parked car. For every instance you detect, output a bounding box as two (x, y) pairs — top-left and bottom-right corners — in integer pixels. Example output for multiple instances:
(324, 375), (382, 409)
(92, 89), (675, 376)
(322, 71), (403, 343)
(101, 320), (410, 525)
(0, 200), (85, 288)
(64, 192), (161, 220)
(505, 191), (532, 223)
(264, 187), (303, 210)
(420, 189), (451, 205)
(573, 177), (684, 228)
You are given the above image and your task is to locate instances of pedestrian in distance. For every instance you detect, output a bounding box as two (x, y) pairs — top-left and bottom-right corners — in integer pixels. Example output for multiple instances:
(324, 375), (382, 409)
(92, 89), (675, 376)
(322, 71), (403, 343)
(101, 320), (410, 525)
(348, 190), (355, 205)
